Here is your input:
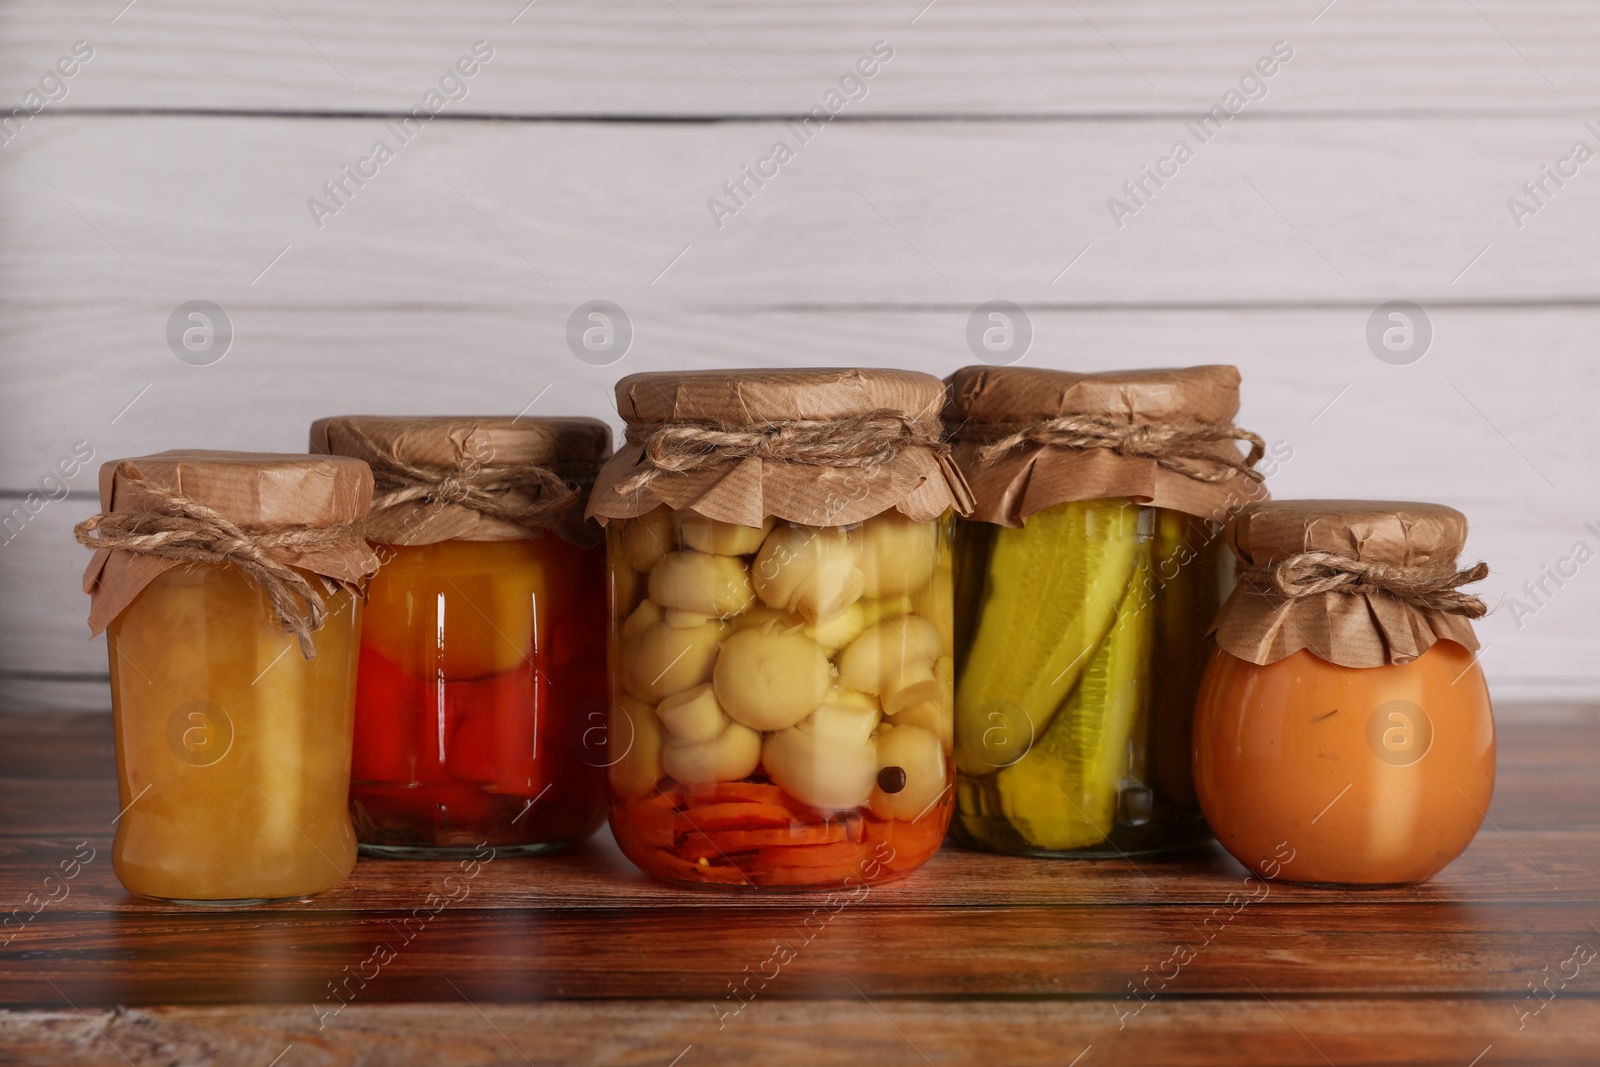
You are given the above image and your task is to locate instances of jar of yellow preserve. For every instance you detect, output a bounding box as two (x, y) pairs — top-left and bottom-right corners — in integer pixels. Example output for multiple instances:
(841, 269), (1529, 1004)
(314, 416), (611, 857)
(946, 366), (1282, 857)
(76, 451), (378, 904)
(1194, 500), (1495, 885)
(588, 369), (973, 890)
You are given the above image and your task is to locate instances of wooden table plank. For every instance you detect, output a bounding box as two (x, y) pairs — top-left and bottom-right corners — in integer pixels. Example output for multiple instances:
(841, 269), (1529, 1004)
(1, 1000), (1596, 1067)
(0, 828), (1593, 912)
(7, 899), (1599, 1007)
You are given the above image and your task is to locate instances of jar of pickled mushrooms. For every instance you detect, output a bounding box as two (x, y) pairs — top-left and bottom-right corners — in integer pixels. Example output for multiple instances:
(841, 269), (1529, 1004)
(587, 368), (973, 890)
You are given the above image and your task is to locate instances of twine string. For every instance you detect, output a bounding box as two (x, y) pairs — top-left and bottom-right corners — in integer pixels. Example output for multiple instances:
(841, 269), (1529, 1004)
(1245, 550), (1490, 617)
(613, 410), (946, 495)
(73, 467), (363, 659)
(968, 413), (1266, 484)
(342, 423), (589, 532)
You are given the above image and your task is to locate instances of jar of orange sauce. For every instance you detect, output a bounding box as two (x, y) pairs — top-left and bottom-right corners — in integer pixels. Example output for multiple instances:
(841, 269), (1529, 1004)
(1193, 500), (1494, 885)
(77, 451), (379, 904)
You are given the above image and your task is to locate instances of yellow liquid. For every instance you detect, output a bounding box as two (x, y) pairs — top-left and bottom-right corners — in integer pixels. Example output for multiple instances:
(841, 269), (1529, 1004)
(107, 563), (361, 902)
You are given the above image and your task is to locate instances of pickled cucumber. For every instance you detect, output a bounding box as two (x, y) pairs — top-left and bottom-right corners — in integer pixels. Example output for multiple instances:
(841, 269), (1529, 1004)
(995, 547), (1153, 850)
(954, 500), (1141, 775)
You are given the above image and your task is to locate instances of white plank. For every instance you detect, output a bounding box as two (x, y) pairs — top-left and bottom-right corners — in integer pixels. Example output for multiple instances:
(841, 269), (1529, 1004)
(2, 304), (1595, 703)
(1, 1), (1597, 116)
(2, 115), (1598, 314)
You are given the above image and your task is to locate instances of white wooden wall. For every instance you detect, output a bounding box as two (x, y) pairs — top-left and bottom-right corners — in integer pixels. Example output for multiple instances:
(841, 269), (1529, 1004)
(2, 1), (1597, 712)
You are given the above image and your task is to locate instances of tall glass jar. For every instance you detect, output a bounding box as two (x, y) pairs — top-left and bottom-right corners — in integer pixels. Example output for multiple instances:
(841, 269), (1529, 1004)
(1193, 500), (1495, 885)
(317, 416), (610, 857)
(589, 369), (971, 889)
(78, 452), (378, 904)
(944, 366), (1276, 858)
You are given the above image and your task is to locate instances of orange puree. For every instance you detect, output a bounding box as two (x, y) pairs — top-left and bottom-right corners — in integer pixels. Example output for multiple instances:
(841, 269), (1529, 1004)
(1192, 640), (1494, 885)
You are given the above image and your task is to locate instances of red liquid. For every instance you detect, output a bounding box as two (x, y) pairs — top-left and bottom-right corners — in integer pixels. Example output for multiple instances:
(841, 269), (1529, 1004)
(350, 538), (608, 853)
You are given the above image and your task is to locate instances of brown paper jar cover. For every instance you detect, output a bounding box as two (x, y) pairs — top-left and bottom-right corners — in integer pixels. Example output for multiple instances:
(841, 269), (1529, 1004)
(313, 415), (610, 546)
(946, 364), (1265, 527)
(586, 368), (973, 527)
(1209, 499), (1482, 669)
(80, 450), (379, 636)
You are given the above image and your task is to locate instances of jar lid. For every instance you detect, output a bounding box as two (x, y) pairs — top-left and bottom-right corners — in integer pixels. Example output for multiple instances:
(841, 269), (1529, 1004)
(1211, 499), (1486, 668)
(314, 415), (611, 546)
(1228, 499), (1468, 566)
(79, 450), (379, 649)
(590, 368), (972, 528)
(946, 365), (1266, 526)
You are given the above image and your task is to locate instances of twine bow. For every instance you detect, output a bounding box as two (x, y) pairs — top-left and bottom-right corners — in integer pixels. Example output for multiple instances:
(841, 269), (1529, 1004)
(968, 413), (1265, 484)
(1246, 551), (1490, 617)
(613, 410), (946, 496)
(74, 467), (364, 659)
(344, 423), (589, 533)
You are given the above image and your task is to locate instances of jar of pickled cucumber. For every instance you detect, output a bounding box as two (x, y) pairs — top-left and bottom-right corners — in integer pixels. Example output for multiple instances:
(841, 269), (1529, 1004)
(587, 369), (973, 889)
(315, 416), (611, 857)
(1194, 500), (1495, 885)
(946, 366), (1279, 858)
(76, 451), (379, 903)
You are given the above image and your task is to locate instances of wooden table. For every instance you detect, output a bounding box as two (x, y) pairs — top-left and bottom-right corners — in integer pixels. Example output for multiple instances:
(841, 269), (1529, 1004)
(1, 708), (1595, 1066)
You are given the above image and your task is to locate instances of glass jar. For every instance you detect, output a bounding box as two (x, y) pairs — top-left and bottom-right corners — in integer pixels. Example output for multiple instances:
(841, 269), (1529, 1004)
(318, 416), (611, 857)
(589, 367), (969, 890)
(1192, 500), (1495, 885)
(953, 500), (1228, 856)
(79, 451), (378, 904)
(605, 507), (956, 889)
(943, 365), (1269, 858)
(350, 537), (607, 854)
(109, 566), (363, 903)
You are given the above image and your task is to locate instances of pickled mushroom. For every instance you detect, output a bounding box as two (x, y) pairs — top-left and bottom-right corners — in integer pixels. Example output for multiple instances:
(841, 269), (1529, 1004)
(712, 624), (831, 731)
(887, 700), (953, 750)
(731, 605), (801, 633)
(836, 616), (942, 695)
(806, 699), (881, 747)
(803, 600), (869, 653)
(621, 599), (664, 641)
(676, 512), (775, 556)
(880, 662), (942, 715)
(662, 720), (762, 785)
(870, 724), (946, 820)
(619, 509), (676, 573)
(762, 718), (879, 811)
(751, 524), (863, 622)
(655, 683), (728, 745)
(648, 550), (757, 619)
(856, 511), (939, 599)
(623, 618), (723, 703)
(609, 695), (666, 798)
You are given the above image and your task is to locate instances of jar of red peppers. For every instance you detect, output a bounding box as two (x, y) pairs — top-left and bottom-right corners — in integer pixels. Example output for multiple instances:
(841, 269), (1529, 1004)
(587, 369), (974, 889)
(316, 416), (611, 857)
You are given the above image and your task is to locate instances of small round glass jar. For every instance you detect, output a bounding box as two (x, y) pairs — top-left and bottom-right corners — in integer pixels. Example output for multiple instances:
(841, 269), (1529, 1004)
(1193, 500), (1495, 885)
